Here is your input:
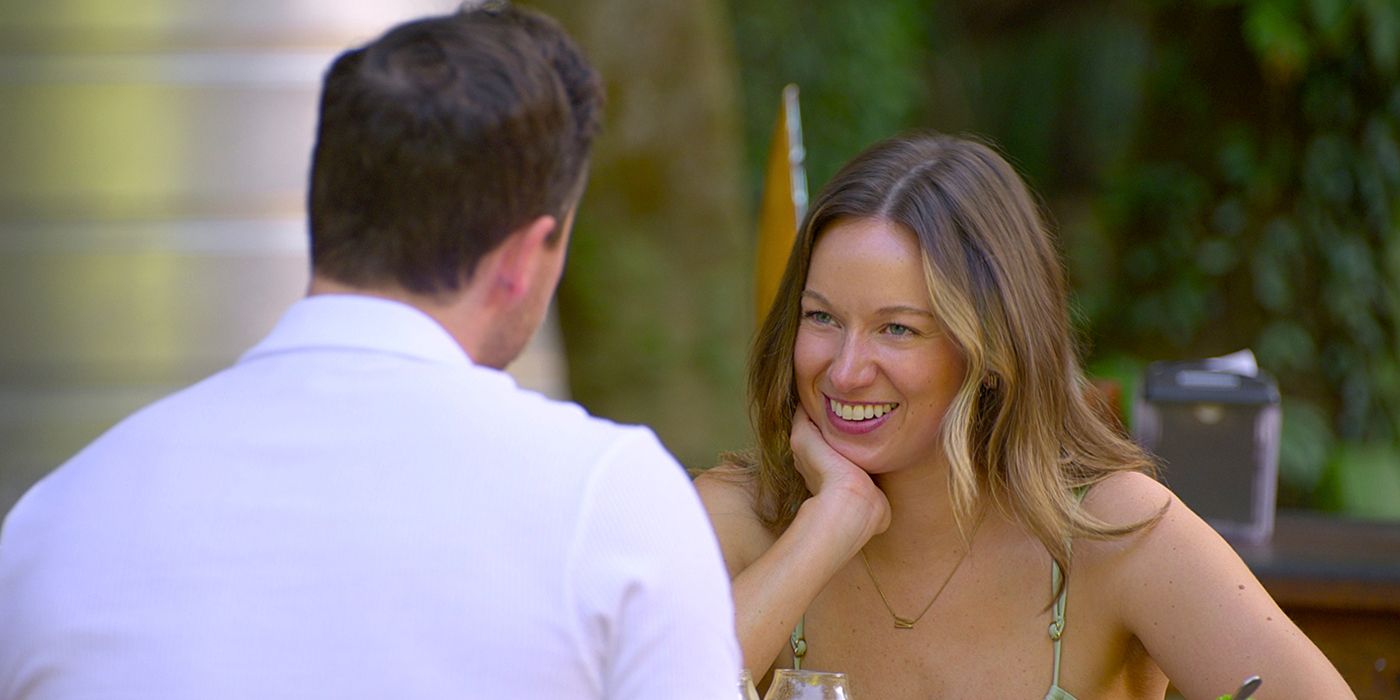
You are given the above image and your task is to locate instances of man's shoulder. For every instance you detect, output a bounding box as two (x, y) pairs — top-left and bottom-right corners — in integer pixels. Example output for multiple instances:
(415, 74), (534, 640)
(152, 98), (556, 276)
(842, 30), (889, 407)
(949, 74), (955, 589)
(479, 378), (656, 444)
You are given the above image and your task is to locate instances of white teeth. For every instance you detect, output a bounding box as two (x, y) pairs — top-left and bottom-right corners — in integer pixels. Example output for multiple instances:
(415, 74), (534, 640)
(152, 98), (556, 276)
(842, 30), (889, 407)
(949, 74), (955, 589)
(829, 399), (897, 422)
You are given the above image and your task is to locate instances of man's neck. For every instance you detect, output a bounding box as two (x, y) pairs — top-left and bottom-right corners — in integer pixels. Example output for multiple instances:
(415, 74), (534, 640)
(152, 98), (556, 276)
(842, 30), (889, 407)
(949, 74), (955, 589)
(307, 274), (491, 363)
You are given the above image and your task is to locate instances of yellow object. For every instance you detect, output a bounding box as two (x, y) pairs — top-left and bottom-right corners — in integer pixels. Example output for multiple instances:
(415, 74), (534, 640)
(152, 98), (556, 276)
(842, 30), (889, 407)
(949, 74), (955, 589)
(754, 84), (808, 327)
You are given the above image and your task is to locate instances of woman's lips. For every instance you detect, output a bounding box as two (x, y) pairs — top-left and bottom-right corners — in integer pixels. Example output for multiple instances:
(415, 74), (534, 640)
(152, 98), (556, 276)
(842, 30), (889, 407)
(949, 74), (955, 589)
(824, 395), (897, 435)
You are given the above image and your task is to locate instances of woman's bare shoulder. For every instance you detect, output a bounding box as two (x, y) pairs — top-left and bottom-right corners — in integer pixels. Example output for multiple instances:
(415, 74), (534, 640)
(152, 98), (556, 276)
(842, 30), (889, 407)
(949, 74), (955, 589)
(1080, 470), (1175, 529)
(694, 461), (776, 577)
(1077, 470), (1246, 602)
(694, 462), (759, 508)
(1075, 471), (1189, 591)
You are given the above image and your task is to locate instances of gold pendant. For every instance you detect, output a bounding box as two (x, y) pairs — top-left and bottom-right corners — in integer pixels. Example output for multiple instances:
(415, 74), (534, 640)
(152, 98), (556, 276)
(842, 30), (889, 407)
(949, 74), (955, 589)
(893, 616), (915, 629)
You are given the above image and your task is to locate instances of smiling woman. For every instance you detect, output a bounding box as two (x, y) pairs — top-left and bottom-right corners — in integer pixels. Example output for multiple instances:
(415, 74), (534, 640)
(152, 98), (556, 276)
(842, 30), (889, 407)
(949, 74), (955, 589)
(696, 133), (1354, 699)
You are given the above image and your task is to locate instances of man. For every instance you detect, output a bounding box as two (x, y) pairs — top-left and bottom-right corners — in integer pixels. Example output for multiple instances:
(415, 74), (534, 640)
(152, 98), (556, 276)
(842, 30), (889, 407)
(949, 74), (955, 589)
(0, 6), (740, 699)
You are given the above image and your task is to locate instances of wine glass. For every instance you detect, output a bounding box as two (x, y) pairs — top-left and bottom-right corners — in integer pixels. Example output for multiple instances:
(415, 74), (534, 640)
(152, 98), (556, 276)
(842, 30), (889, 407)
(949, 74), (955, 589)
(737, 670), (761, 700)
(762, 669), (852, 700)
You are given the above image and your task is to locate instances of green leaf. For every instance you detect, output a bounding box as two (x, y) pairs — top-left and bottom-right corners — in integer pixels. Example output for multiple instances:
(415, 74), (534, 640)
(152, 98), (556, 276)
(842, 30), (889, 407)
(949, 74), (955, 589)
(1278, 398), (1334, 494)
(1251, 255), (1293, 312)
(1302, 74), (1357, 128)
(1086, 353), (1145, 404)
(1211, 198), (1249, 236)
(1303, 133), (1355, 204)
(1364, 116), (1400, 186)
(1316, 443), (1400, 518)
(1365, 0), (1400, 76)
(1244, 0), (1312, 81)
(1306, 0), (1352, 47)
(1197, 238), (1239, 275)
(1250, 220), (1301, 313)
(1218, 128), (1258, 186)
(1257, 319), (1318, 372)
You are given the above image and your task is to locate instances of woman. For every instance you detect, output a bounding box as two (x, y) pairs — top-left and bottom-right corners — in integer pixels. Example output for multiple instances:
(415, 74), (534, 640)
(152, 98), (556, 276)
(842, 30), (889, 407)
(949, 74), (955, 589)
(696, 133), (1351, 699)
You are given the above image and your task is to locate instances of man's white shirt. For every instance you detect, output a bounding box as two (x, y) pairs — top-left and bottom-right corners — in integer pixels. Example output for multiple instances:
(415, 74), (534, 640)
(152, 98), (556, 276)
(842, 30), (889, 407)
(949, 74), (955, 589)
(0, 295), (740, 699)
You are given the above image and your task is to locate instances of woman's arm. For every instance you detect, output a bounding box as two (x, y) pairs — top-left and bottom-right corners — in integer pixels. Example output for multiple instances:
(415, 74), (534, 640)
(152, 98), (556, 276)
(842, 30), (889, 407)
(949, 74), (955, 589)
(694, 408), (889, 678)
(1092, 472), (1353, 699)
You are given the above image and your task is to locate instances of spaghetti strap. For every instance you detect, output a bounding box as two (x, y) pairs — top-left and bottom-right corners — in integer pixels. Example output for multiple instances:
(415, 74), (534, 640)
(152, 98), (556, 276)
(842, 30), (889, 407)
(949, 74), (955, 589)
(790, 616), (807, 670)
(1048, 558), (1068, 687)
(1043, 485), (1090, 700)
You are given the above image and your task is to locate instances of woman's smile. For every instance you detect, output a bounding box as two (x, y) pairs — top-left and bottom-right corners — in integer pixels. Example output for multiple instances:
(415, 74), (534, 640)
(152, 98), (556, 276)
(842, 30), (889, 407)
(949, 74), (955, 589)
(824, 395), (900, 434)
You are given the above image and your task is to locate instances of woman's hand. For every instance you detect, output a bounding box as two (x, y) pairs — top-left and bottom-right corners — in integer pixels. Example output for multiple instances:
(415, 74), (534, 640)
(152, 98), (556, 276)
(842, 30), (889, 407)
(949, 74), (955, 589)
(694, 406), (895, 679)
(789, 405), (891, 546)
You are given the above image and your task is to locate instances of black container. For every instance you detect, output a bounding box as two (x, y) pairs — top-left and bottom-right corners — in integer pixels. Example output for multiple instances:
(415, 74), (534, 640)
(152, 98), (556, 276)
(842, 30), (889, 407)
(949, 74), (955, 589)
(1133, 360), (1281, 543)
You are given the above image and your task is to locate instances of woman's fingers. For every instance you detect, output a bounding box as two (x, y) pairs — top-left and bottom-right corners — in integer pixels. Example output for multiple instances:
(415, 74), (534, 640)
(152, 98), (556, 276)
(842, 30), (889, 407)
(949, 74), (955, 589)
(789, 404), (891, 536)
(789, 405), (844, 492)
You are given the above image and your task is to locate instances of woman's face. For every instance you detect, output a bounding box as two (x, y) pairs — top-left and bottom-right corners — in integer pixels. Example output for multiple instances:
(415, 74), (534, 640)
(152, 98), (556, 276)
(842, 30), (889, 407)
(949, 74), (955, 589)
(793, 217), (968, 475)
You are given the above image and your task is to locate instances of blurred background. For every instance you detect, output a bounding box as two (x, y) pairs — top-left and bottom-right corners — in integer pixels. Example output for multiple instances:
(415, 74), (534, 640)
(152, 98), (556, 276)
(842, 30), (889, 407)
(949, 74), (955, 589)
(2, 0), (1398, 522)
(2, 0), (1399, 693)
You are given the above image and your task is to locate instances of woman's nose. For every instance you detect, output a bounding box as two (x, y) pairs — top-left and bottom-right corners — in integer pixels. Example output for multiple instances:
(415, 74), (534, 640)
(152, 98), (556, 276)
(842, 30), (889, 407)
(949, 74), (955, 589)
(827, 334), (877, 391)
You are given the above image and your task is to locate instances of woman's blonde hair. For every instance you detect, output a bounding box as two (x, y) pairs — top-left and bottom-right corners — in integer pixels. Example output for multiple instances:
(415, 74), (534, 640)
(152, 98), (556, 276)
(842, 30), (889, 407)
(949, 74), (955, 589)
(742, 133), (1159, 584)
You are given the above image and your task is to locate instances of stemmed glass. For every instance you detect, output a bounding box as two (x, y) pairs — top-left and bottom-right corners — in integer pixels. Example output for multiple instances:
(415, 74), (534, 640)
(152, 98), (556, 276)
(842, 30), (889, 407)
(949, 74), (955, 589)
(762, 669), (852, 700)
(737, 670), (761, 700)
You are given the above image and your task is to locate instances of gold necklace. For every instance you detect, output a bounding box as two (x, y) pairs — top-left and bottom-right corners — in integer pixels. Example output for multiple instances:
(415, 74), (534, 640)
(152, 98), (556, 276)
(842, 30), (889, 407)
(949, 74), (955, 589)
(859, 524), (979, 630)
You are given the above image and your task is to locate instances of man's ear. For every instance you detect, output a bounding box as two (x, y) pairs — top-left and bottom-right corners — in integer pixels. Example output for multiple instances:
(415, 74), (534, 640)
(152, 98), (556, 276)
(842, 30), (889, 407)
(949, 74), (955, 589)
(490, 214), (558, 301)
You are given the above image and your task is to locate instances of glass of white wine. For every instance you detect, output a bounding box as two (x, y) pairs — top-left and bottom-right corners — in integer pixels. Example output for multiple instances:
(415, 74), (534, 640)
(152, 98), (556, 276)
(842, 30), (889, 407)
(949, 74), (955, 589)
(762, 669), (852, 700)
(737, 670), (760, 700)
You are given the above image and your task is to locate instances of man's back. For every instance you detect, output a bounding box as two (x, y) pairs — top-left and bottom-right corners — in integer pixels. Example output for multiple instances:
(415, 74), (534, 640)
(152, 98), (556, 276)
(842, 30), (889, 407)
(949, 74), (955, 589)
(0, 296), (738, 699)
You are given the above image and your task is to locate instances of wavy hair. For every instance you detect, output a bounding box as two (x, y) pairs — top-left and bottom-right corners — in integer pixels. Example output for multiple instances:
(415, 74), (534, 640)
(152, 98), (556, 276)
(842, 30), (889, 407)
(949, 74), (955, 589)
(742, 133), (1159, 585)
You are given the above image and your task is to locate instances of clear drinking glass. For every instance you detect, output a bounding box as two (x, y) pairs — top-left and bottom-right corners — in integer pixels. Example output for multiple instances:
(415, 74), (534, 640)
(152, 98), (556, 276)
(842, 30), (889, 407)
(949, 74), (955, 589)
(761, 669), (852, 700)
(737, 670), (761, 700)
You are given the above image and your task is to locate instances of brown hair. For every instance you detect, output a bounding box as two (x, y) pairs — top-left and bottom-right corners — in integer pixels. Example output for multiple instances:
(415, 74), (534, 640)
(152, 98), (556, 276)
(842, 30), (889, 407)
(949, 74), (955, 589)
(309, 5), (603, 295)
(743, 133), (1158, 583)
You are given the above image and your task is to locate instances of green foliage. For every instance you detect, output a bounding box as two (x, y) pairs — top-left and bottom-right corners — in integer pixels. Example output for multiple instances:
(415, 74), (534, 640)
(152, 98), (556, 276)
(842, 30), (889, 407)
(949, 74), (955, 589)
(1277, 397), (1334, 502)
(727, 0), (1400, 515)
(1086, 0), (1400, 511)
(1085, 353), (1148, 428)
(725, 0), (930, 197)
(1316, 442), (1400, 518)
(538, 0), (751, 470)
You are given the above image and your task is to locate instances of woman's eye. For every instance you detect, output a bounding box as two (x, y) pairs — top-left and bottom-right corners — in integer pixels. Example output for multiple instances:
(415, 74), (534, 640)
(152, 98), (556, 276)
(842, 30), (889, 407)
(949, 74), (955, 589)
(802, 310), (834, 325)
(885, 323), (916, 337)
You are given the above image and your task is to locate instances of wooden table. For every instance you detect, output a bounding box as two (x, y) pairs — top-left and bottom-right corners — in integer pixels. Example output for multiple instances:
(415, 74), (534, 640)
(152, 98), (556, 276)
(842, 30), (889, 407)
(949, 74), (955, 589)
(1231, 511), (1400, 698)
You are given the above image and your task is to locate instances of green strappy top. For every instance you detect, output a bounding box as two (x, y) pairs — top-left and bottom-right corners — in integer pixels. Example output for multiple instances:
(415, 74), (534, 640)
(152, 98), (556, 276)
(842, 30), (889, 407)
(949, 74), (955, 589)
(790, 487), (1089, 700)
(788, 557), (1077, 699)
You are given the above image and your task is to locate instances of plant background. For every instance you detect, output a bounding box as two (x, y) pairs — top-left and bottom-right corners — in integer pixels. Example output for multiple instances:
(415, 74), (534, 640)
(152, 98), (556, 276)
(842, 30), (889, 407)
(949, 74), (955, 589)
(541, 0), (1400, 519)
